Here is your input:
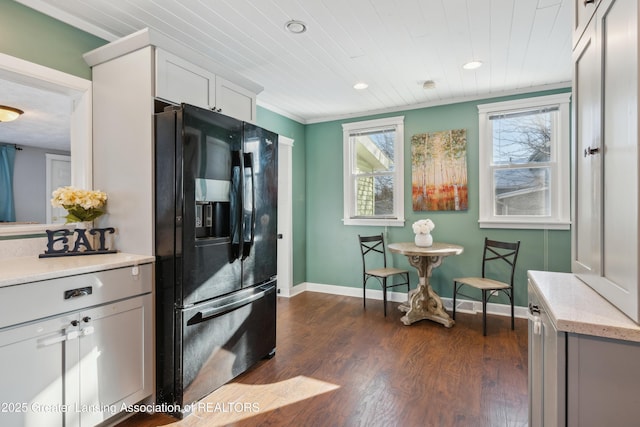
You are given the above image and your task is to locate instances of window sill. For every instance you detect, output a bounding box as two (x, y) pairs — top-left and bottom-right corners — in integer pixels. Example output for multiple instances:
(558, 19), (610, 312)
(343, 218), (405, 227)
(479, 219), (571, 230)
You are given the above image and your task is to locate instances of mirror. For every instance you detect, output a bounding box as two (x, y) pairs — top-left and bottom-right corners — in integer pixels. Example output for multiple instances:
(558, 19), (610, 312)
(0, 52), (92, 237)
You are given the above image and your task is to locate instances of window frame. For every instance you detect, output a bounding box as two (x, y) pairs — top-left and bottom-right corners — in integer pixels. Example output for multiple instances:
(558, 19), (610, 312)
(342, 116), (405, 227)
(477, 93), (571, 230)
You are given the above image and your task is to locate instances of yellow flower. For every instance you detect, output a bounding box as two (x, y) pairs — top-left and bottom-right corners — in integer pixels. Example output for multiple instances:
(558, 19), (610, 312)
(51, 186), (108, 223)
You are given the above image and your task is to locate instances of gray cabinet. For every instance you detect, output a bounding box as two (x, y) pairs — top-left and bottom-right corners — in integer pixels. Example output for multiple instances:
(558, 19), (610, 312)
(571, 0), (640, 322)
(567, 334), (640, 426)
(528, 281), (566, 427)
(528, 272), (640, 426)
(0, 264), (153, 427)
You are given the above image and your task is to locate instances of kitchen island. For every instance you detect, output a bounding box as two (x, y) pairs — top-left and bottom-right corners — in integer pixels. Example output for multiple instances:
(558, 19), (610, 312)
(0, 253), (154, 427)
(528, 270), (640, 427)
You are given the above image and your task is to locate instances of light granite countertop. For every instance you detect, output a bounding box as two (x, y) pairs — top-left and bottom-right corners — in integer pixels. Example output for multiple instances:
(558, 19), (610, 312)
(0, 253), (155, 288)
(528, 270), (640, 343)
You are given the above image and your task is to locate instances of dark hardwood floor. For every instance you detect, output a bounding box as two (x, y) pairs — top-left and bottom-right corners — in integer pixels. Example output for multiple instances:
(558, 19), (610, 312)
(118, 292), (528, 427)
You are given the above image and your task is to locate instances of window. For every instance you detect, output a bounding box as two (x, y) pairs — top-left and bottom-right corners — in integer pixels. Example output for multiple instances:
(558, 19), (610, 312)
(478, 93), (571, 229)
(342, 116), (405, 226)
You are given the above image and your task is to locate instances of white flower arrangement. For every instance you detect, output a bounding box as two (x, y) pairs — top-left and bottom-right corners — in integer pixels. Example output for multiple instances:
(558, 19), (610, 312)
(412, 218), (435, 235)
(51, 186), (108, 223)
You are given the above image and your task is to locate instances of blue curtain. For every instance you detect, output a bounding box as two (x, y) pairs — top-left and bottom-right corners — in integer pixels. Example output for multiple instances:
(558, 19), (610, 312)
(0, 144), (16, 222)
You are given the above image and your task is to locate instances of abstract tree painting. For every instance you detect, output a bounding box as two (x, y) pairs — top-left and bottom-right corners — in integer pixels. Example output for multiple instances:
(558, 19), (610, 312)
(411, 129), (468, 211)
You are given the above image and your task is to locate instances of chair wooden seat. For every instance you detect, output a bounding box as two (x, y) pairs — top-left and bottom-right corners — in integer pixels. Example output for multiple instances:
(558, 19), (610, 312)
(453, 277), (510, 290)
(359, 234), (410, 316)
(367, 267), (408, 278)
(452, 238), (520, 335)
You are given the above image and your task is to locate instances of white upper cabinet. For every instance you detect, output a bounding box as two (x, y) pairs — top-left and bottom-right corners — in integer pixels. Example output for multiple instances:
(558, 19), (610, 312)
(156, 48), (216, 110)
(215, 75), (257, 123)
(155, 48), (256, 122)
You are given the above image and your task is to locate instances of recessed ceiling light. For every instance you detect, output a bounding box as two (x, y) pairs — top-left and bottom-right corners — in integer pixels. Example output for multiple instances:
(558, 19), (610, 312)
(285, 20), (307, 34)
(353, 82), (368, 90)
(463, 60), (483, 70)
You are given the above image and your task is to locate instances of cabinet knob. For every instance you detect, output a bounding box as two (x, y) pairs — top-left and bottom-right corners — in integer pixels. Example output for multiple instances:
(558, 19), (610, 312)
(584, 146), (600, 157)
(70, 320), (79, 327)
(528, 302), (540, 315)
(82, 316), (91, 323)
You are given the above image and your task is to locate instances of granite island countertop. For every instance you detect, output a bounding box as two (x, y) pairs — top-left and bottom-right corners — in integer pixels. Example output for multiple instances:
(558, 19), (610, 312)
(528, 270), (640, 343)
(0, 253), (155, 288)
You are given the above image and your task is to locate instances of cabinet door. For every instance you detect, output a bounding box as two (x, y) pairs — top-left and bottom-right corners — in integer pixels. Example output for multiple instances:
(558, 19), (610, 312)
(601, 0), (638, 319)
(0, 314), (73, 427)
(572, 19), (602, 277)
(567, 334), (640, 426)
(77, 294), (152, 426)
(528, 282), (566, 427)
(156, 48), (216, 109)
(216, 76), (257, 122)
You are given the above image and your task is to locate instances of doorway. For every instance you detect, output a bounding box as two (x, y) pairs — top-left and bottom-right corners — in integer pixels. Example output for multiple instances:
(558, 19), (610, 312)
(277, 136), (293, 296)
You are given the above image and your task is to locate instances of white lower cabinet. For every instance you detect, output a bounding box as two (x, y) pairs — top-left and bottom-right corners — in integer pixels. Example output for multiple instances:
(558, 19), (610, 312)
(0, 264), (153, 427)
(76, 295), (151, 426)
(0, 314), (69, 427)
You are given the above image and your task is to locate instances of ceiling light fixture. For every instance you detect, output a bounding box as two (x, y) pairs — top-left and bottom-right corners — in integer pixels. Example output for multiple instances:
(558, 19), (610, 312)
(285, 20), (307, 34)
(463, 60), (483, 70)
(353, 82), (368, 90)
(422, 80), (436, 90)
(0, 105), (24, 122)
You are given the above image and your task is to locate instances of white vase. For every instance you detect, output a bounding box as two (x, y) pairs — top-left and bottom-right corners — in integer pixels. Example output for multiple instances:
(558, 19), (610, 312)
(414, 232), (433, 247)
(76, 221), (93, 230)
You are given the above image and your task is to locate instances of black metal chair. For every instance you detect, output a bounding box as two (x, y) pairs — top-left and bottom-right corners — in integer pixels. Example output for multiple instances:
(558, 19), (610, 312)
(358, 234), (410, 316)
(452, 238), (520, 335)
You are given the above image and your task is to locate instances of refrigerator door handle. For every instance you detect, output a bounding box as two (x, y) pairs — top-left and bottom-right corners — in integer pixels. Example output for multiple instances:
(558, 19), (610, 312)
(230, 150), (243, 260)
(241, 152), (256, 260)
(196, 284), (274, 321)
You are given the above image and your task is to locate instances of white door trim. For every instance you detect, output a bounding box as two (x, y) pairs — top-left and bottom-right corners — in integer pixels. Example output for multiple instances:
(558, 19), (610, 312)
(45, 153), (71, 224)
(277, 135), (294, 297)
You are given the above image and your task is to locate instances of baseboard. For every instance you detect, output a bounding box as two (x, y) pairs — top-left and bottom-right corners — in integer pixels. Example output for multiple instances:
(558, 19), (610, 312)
(283, 282), (529, 319)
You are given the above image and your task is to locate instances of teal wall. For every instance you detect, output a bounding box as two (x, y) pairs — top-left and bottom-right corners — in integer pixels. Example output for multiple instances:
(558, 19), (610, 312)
(305, 89), (572, 307)
(0, 0), (106, 79)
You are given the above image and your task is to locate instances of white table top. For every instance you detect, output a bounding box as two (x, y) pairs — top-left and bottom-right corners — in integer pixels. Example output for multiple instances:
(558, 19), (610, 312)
(0, 253), (155, 288)
(528, 270), (640, 342)
(388, 242), (464, 257)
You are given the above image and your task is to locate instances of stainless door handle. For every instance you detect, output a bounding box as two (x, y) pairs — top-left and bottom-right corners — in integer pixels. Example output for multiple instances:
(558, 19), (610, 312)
(64, 286), (93, 299)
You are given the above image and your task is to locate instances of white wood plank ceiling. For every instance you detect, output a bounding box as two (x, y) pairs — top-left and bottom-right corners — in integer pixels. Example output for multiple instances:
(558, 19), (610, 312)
(17, 0), (571, 124)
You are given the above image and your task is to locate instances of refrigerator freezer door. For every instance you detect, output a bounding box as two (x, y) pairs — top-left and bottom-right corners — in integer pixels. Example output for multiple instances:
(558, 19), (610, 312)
(241, 124), (278, 288)
(177, 282), (276, 406)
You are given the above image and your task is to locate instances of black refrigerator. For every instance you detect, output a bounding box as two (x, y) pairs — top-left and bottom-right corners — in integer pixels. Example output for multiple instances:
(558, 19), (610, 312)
(154, 104), (277, 414)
